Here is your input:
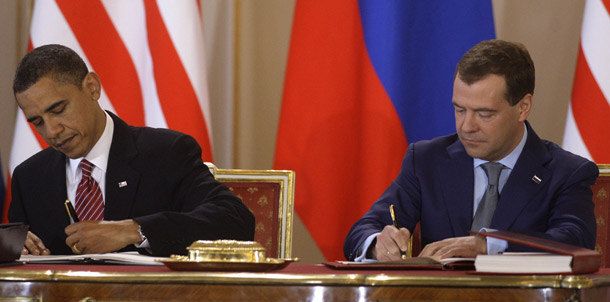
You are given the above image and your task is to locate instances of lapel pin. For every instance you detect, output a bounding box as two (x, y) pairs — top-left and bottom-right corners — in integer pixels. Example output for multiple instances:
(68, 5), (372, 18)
(118, 181), (128, 188)
(531, 175), (541, 184)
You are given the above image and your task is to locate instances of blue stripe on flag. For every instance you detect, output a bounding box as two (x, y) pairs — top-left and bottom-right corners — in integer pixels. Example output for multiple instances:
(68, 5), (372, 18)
(358, 0), (495, 143)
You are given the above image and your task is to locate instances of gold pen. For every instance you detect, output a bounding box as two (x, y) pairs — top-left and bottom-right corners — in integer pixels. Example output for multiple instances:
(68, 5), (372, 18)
(389, 204), (407, 259)
(64, 199), (80, 223)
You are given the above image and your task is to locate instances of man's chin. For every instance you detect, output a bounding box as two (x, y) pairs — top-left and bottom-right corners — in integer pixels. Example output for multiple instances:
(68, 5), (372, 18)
(53, 146), (85, 159)
(464, 148), (486, 160)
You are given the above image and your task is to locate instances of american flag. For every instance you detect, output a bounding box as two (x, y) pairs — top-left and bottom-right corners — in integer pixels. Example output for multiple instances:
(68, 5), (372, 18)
(563, 0), (610, 162)
(3, 0), (212, 222)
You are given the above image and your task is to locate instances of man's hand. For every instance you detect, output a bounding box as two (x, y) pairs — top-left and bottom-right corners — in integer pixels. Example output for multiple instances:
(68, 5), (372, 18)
(372, 225), (411, 261)
(65, 219), (142, 254)
(419, 235), (487, 259)
(22, 231), (50, 255)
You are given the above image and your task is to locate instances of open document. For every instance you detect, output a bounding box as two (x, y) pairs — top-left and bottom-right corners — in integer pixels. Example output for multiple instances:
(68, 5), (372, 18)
(19, 251), (168, 266)
(324, 257), (475, 270)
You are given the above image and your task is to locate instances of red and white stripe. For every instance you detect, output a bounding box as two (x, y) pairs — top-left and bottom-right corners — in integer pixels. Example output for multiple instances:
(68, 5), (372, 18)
(3, 0), (212, 222)
(563, 0), (610, 163)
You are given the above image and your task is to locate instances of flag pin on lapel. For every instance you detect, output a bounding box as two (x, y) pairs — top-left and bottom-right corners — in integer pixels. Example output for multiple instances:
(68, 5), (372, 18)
(118, 181), (128, 188)
(531, 175), (541, 184)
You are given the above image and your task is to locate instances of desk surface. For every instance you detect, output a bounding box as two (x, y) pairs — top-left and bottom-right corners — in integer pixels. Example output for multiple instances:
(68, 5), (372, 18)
(1, 263), (610, 301)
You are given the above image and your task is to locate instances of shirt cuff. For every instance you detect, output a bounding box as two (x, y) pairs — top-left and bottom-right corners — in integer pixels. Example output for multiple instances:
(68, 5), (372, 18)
(481, 228), (508, 254)
(353, 232), (380, 262)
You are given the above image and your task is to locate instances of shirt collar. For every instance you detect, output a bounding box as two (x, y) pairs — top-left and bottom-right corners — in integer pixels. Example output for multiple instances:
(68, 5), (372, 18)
(69, 111), (114, 175)
(473, 125), (528, 169)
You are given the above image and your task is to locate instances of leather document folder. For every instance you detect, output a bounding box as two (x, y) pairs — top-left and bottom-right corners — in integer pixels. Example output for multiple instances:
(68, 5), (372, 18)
(471, 230), (601, 274)
(0, 223), (28, 263)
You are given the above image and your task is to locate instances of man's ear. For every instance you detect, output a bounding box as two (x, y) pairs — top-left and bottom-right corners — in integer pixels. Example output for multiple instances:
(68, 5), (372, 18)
(82, 72), (101, 101)
(517, 94), (532, 122)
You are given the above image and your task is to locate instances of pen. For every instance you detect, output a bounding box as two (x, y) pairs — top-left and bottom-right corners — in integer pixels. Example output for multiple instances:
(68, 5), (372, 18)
(389, 204), (407, 259)
(64, 199), (80, 223)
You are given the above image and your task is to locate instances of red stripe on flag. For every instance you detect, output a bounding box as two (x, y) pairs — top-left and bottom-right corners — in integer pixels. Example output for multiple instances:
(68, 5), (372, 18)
(275, 0), (407, 260)
(143, 0), (213, 161)
(57, 0), (145, 126)
(571, 46), (610, 163)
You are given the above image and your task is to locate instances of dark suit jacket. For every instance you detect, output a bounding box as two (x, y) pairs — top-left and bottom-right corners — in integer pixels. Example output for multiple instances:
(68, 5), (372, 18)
(344, 122), (598, 260)
(9, 112), (255, 256)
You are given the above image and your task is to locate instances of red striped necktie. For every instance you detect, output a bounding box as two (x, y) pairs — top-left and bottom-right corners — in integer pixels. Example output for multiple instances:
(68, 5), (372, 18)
(75, 159), (104, 221)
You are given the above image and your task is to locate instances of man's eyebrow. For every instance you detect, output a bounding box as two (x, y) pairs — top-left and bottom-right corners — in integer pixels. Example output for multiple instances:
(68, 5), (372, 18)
(451, 102), (496, 112)
(44, 100), (66, 113)
(26, 100), (66, 123)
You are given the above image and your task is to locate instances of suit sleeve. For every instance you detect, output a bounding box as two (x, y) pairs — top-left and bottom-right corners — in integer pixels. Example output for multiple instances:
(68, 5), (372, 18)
(132, 134), (255, 256)
(508, 159), (598, 251)
(343, 144), (422, 260)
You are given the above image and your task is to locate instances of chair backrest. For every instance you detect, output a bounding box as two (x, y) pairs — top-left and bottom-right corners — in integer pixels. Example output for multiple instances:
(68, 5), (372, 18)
(205, 163), (295, 259)
(592, 164), (610, 268)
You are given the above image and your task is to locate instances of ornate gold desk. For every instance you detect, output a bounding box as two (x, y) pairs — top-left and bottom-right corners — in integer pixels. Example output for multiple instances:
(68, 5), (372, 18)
(1, 264), (609, 301)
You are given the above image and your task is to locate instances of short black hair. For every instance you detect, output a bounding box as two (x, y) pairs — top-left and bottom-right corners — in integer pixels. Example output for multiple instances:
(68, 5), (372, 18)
(455, 40), (535, 106)
(13, 44), (89, 94)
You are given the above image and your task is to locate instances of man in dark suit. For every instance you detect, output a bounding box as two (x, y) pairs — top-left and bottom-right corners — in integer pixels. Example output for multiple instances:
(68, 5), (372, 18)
(9, 44), (254, 256)
(344, 40), (598, 262)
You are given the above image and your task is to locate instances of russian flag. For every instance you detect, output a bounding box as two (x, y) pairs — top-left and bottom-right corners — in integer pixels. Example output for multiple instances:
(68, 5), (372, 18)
(274, 0), (495, 261)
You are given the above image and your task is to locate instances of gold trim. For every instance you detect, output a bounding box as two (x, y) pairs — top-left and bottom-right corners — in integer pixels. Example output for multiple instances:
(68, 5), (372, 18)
(0, 269), (607, 289)
(0, 297), (42, 302)
(232, 0), (241, 167)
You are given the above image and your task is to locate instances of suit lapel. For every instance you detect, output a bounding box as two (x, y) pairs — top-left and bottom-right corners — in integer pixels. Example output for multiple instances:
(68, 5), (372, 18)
(104, 112), (141, 220)
(491, 122), (551, 230)
(439, 138), (475, 237)
(44, 150), (70, 224)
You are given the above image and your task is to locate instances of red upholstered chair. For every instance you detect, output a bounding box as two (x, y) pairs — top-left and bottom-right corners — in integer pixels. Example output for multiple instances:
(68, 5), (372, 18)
(592, 164), (610, 268)
(206, 163), (295, 259)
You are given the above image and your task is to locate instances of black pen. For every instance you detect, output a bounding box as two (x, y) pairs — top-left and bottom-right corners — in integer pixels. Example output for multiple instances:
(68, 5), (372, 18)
(389, 204), (407, 259)
(64, 199), (80, 223)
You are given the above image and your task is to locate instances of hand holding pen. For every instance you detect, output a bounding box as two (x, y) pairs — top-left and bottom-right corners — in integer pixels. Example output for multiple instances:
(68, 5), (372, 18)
(389, 204), (408, 259)
(65, 199), (80, 223)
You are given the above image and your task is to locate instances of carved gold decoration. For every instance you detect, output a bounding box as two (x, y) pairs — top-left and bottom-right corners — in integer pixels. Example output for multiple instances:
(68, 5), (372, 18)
(179, 240), (266, 263)
(256, 222), (266, 233)
(596, 244), (603, 254)
(597, 188), (608, 200)
(597, 216), (606, 226)
(258, 196), (268, 207)
(248, 187), (259, 194)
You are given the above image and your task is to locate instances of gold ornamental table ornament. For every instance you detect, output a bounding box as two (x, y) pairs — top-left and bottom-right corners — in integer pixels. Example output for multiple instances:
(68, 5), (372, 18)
(186, 240), (266, 262)
(159, 240), (297, 272)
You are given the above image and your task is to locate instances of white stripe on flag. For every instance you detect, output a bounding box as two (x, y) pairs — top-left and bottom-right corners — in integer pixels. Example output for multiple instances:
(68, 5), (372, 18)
(157, 0), (212, 135)
(562, 104), (593, 160)
(101, 0), (168, 128)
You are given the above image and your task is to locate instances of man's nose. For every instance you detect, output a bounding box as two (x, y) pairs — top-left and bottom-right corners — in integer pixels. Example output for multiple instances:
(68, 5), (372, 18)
(44, 119), (63, 138)
(460, 112), (478, 133)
